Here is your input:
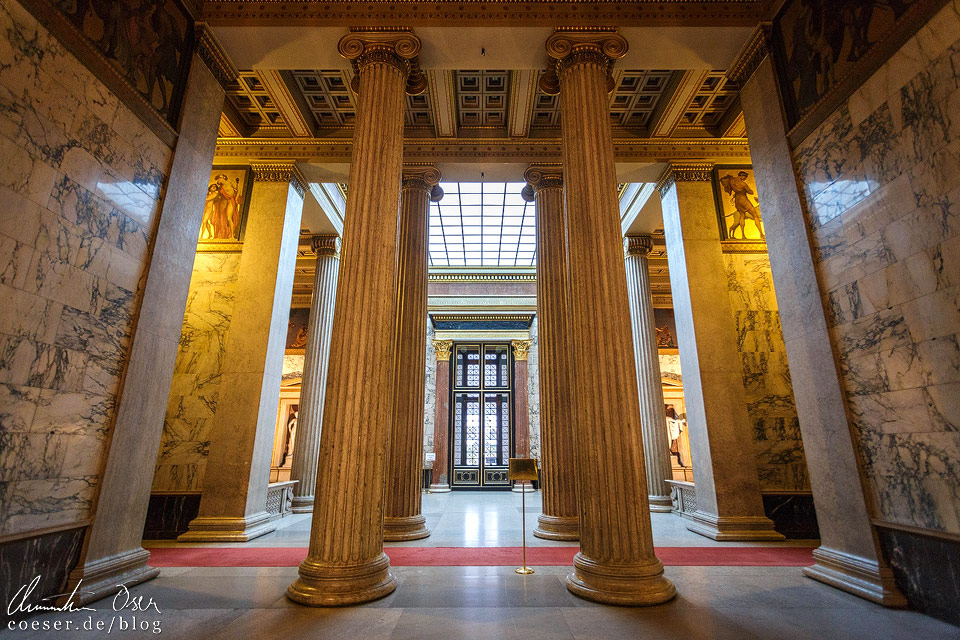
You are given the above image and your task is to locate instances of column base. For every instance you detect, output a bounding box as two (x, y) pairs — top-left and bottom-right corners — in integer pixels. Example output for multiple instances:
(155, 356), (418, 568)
(803, 546), (906, 607)
(684, 510), (785, 541)
(648, 495), (673, 513)
(534, 514), (580, 541)
(287, 551), (397, 606)
(428, 484), (451, 493)
(565, 551), (676, 606)
(178, 511), (277, 542)
(512, 482), (536, 493)
(62, 548), (160, 607)
(291, 495), (315, 514)
(383, 514), (431, 541)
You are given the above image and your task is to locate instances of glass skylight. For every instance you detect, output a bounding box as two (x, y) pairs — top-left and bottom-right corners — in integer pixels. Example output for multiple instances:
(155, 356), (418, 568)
(429, 182), (536, 267)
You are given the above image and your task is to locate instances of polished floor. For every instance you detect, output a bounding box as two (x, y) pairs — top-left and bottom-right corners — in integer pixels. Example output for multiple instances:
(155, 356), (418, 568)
(6, 492), (958, 640)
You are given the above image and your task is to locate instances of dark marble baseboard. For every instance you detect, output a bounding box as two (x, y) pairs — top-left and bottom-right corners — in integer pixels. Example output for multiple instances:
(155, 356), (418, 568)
(0, 526), (86, 625)
(876, 525), (960, 628)
(142, 494), (201, 540)
(762, 493), (819, 539)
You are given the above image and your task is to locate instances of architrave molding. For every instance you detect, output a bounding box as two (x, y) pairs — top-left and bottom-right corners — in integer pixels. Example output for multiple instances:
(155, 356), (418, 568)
(725, 24), (771, 87)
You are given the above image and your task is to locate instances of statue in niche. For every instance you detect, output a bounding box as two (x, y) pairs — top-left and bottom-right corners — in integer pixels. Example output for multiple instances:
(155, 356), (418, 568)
(279, 405), (298, 467)
(666, 405), (687, 468)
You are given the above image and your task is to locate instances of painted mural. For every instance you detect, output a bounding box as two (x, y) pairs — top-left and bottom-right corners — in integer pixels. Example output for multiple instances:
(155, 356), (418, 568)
(51, 0), (192, 124)
(713, 165), (765, 242)
(199, 167), (251, 243)
(653, 308), (679, 350)
(772, 0), (918, 126)
(286, 308), (310, 352)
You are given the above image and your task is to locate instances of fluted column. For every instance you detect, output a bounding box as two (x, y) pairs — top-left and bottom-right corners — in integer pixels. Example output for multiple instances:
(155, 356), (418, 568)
(624, 235), (674, 512)
(429, 339), (453, 492)
(657, 163), (782, 541)
(383, 165), (442, 541)
(290, 236), (341, 513)
(544, 31), (675, 605)
(510, 339), (535, 493)
(523, 166), (579, 540)
(287, 30), (426, 607)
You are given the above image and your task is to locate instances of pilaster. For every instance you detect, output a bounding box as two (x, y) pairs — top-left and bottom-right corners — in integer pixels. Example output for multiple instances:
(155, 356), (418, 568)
(657, 162), (782, 541)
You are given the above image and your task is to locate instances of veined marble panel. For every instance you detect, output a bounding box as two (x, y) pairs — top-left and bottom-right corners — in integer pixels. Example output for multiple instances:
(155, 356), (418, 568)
(794, 2), (960, 535)
(0, 2), (171, 537)
(527, 317), (541, 461)
(154, 252), (241, 492)
(724, 253), (808, 492)
(422, 322), (436, 457)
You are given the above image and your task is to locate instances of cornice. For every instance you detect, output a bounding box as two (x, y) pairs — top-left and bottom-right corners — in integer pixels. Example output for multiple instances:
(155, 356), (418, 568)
(200, 1), (764, 27)
(195, 23), (240, 90)
(215, 137), (751, 164)
(726, 24), (771, 87)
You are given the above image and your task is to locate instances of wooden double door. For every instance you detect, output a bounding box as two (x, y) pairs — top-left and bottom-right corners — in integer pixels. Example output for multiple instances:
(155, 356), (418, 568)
(450, 342), (514, 488)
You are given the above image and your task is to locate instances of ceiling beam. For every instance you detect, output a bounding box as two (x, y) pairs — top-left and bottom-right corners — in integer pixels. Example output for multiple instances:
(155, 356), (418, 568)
(508, 70), (538, 138)
(254, 69), (315, 137)
(648, 70), (710, 138)
(428, 70), (457, 138)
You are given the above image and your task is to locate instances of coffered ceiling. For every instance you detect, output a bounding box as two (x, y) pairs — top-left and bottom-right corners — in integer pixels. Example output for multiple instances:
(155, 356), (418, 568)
(219, 67), (746, 141)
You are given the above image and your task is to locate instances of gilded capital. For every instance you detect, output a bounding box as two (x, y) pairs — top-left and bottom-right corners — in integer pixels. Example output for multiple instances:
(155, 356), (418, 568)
(624, 235), (653, 257)
(540, 29), (628, 95)
(511, 339), (532, 361)
(251, 162), (308, 197)
(402, 164), (443, 201)
(433, 339), (453, 362)
(311, 235), (341, 258)
(338, 30), (427, 95)
(522, 165), (563, 201)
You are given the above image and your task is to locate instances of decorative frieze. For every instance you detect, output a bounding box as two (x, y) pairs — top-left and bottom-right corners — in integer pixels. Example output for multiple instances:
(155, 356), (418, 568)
(195, 23), (240, 90)
(251, 162), (308, 197)
(726, 24), (771, 87)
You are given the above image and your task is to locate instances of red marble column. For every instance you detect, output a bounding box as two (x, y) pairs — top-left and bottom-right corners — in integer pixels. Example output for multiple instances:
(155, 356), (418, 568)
(429, 339), (452, 491)
(511, 339), (533, 492)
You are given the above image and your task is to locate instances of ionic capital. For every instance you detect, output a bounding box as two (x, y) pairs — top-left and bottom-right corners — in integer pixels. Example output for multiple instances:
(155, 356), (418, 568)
(311, 235), (341, 258)
(539, 29), (628, 95)
(251, 162), (307, 197)
(521, 165), (563, 201)
(655, 162), (713, 195)
(511, 339), (532, 361)
(433, 339), (453, 362)
(624, 235), (653, 258)
(402, 164), (443, 201)
(338, 30), (427, 95)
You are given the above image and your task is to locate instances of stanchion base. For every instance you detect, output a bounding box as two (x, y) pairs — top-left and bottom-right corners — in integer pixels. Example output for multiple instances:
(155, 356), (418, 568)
(515, 567), (535, 575)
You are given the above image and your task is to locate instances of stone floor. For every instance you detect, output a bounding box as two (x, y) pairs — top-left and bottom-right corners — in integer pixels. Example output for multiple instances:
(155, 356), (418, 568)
(5, 492), (958, 639)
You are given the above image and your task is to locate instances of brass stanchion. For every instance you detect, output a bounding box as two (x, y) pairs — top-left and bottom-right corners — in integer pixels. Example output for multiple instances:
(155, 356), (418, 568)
(508, 458), (538, 575)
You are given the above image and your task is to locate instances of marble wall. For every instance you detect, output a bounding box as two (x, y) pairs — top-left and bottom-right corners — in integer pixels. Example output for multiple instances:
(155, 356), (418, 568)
(152, 252), (241, 492)
(422, 321), (436, 456)
(724, 253), (809, 492)
(793, 3), (960, 534)
(527, 317), (541, 460)
(0, 1), (171, 538)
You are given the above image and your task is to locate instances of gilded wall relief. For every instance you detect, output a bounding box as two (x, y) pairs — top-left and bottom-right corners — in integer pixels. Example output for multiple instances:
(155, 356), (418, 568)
(772, 0), (916, 127)
(51, 0), (192, 124)
(712, 165), (765, 242)
(197, 166), (251, 250)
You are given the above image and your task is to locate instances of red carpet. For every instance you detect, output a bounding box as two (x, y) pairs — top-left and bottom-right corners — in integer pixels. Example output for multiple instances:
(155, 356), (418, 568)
(147, 546), (814, 567)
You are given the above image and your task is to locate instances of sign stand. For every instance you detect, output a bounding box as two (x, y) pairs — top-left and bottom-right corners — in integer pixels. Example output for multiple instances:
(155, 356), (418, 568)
(508, 458), (538, 575)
